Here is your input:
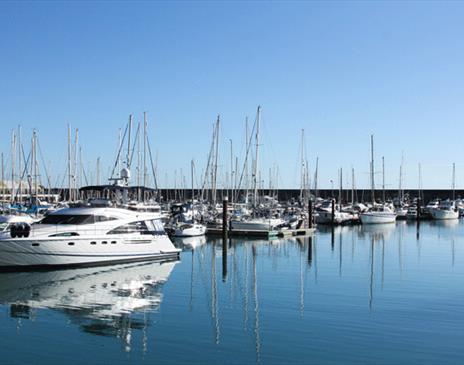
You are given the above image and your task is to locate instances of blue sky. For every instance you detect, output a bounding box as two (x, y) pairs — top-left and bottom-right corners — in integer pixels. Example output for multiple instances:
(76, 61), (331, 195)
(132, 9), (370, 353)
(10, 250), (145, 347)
(1, 1), (463, 189)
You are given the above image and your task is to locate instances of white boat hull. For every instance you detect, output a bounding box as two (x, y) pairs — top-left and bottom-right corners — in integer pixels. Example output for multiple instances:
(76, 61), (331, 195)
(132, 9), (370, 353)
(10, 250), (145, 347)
(0, 235), (180, 268)
(431, 209), (459, 220)
(230, 218), (284, 231)
(172, 224), (206, 237)
(360, 212), (396, 224)
(315, 211), (353, 225)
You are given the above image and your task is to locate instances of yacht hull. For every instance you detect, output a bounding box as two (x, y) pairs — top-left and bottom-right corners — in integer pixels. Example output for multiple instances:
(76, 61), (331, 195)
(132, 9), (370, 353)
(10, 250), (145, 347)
(430, 209), (459, 220)
(172, 224), (206, 237)
(0, 236), (180, 269)
(360, 213), (396, 224)
(230, 219), (284, 231)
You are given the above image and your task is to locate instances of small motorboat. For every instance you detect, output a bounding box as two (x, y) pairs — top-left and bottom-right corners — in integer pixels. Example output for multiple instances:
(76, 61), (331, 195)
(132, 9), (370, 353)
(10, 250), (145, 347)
(172, 222), (207, 237)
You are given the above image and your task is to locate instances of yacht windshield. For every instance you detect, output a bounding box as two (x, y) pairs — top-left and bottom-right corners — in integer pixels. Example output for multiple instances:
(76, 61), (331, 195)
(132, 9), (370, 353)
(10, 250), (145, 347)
(39, 214), (95, 225)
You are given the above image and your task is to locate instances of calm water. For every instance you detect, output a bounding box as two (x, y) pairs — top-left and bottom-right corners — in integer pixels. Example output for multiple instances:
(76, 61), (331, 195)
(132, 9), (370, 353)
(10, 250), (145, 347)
(0, 221), (463, 364)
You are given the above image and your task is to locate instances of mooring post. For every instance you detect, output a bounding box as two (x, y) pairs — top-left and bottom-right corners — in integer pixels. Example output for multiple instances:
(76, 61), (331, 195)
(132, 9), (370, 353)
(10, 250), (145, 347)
(307, 236), (313, 265)
(416, 198), (421, 223)
(222, 196), (228, 239)
(222, 197), (228, 280)
(331, 198), (335, 226)
(308, 199), (313, 229)
(416, 198), (421, 239)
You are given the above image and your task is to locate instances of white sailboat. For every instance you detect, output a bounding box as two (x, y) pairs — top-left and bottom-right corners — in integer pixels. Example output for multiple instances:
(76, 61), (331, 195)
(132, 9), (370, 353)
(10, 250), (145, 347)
(431, 164), (459, 220)
(360, 135), (396, 224)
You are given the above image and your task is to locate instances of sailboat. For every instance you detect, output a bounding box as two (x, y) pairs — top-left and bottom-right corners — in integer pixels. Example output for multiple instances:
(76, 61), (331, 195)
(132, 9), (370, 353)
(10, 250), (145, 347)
(230, 106), (285, 231)
(172, 160), (207, 237)
(360, 135), (396, 224)
(431, 163), (459, 220)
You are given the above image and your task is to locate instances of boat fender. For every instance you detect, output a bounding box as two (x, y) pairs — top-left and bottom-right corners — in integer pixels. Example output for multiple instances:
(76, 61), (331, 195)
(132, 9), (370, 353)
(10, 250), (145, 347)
(23, 223), (31, 238)
(10, 223), (30, 238)
(10, 224), (18, 238)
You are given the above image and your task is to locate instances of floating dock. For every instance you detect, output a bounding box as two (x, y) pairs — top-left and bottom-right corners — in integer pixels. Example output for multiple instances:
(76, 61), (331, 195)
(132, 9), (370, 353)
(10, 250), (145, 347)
(206, 227), (316, 239)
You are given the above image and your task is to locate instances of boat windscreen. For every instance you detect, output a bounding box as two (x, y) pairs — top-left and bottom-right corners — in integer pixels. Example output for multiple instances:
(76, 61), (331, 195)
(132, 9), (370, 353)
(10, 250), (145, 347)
(39, 214), (95, 225)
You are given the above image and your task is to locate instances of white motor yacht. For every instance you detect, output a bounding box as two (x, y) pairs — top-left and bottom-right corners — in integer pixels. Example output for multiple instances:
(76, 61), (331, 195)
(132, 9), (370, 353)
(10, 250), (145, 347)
(315, 210), (353, 225)
(172, 222), (206, 237)
(395, 206), (408, 220)
(230, 217), (285, 231)
(313, 200), (354, 225)
(360, 205), (396, 224)
(425, 199), (440, 214)
(406, 206), (419, 220)
(430, 200), (459, 220)
(0, 207), (180, 269)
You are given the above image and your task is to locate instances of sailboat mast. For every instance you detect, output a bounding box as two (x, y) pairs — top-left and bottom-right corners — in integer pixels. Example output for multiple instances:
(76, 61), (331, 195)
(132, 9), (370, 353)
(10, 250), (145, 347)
(191, 159), (194, 203)
(67, 124), (72, 202)
(230, 138), (233, 203)
(452, 162), (456, 201)
(33, 130), (38, 203)
(351, 167), (355, 204)
(10, 130), (16, 203)
(143, 112), (147, 188)
(127, 114), (132, 169)
(418, 163), (422, 201)
(96, 157), (101, 185)
(212, 116), (220, 206)
(398, 165), (402, 203)
(314, 157), (319, 199)
(245, 117), (249, 203)
(253, 106), (261, 208)
(1, 153), (3, 208)
(18, 125), (22, 204)
(339, 167), (342, 208)
(370, 134), (375, 204)
(382, 156), (385, 203)
(74, 129), (79, 201)
(300, 129), (304, 201)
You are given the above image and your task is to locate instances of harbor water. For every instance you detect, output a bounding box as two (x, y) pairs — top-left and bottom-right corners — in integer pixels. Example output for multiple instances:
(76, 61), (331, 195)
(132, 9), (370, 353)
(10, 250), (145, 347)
(0, 221), (463, 364)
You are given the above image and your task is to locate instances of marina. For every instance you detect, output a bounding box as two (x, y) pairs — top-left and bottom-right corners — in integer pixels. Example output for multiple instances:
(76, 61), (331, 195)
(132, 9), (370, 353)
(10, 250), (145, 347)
(2, 1), (464, 364)
(0, 221), (463, 364)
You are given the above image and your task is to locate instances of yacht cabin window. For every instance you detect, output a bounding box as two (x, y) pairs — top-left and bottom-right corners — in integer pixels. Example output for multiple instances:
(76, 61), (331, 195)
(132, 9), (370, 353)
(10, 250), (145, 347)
(39, 215), (95, 225)
(107, 221), (149, 234)
(107, 219), (165, 235)
(39, 214), (117, 225)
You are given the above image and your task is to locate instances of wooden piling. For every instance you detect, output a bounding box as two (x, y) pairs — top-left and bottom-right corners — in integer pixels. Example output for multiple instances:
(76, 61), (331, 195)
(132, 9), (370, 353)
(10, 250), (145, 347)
(331, 199), (335, 226)
(222, 196), (228, 239)
(308, 199), (313, 229)
(222, 197), (228, 280)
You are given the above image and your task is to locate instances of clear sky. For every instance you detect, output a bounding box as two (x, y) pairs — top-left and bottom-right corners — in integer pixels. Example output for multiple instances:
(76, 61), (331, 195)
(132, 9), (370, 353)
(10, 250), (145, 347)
(1, 1), (464, 190)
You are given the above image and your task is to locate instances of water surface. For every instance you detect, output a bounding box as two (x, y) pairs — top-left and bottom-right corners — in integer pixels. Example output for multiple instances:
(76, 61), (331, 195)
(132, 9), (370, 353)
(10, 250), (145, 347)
(0, 221), (463, 364)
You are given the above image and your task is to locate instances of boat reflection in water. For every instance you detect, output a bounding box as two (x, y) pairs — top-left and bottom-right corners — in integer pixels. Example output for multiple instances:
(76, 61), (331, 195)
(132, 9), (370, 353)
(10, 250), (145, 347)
(173, 235), (207, 250)
(0, 259), (178, 352)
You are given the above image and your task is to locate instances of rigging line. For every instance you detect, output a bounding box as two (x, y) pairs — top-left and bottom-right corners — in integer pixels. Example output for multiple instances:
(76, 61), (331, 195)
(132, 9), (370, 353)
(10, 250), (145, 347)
(14, 152), (30, 200)
(129, 122), (141, 170)
(37, 138), (53, 191)
(77, 149), (90, 186)
(109, 122), (129, 179)
(146, 138), (159, 191)
(235, 115), (257, 194)
(200, 122), (217, 192)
